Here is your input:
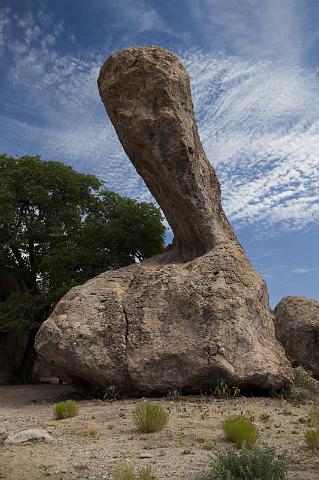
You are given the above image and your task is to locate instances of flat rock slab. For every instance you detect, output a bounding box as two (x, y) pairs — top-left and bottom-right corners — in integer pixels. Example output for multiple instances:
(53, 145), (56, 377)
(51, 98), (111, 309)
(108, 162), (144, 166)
(5, 428), (52, 445)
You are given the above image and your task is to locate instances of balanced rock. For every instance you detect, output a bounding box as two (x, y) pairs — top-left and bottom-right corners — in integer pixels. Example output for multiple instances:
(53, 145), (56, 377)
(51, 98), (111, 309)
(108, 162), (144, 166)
(35, 46), (292, 394)
(275, 296), (319, 378)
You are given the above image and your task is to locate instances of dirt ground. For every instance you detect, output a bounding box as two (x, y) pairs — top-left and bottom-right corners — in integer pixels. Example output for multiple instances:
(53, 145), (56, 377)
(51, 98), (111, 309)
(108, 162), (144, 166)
(1, 385), (319, 480)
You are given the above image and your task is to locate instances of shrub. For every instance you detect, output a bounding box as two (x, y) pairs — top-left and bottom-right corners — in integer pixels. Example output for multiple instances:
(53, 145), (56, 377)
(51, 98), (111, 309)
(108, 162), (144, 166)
(138, 465), (155, 480)
(103, 385), (121, 402)
(222, 416), (259, 447)
(305, 429), (319, 449)
(167, 389), (183, 402)
(113, 463), (155, 480)
(293, 367), (319, 392)
(133, 402), (169, 433)
(212, 445), (289, 480)
(114, 463), (136, 480)
(310, 405), (319, 426)
(283, 367), (319, 400)
(87, 422), (100, 436)
(54, 399), (78, 420)
(213, 379), (240, 399)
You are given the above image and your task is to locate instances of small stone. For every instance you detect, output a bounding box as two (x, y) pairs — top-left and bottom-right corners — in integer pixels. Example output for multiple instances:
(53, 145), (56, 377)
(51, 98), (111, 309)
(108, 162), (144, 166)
(5, 428), (52, 445)
(0, 427), (7, 445)
(139, 452), (152, 459)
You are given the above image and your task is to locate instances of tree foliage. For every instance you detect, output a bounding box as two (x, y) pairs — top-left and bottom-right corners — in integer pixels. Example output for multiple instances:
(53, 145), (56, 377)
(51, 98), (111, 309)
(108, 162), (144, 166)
(0, 154), (165, 333)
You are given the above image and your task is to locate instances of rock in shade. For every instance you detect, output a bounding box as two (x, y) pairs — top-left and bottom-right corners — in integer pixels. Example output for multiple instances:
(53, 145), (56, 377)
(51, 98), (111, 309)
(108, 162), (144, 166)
(5, 429), (52, 445)
(0, 427), (7, 445)
(275, 296), (319, 379)
(35, 46), (292, 395)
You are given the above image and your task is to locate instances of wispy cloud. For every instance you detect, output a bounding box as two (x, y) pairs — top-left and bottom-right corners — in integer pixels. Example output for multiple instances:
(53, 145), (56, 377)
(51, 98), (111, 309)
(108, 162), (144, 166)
(188, 0), (308, 66)
(184, 50), (319, 232)
(0, 5), (318, 236)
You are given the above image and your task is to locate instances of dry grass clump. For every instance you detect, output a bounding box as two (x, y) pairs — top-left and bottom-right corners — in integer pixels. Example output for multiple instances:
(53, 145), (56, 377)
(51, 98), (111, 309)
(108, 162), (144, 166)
(213, 379), (241, 399)
(222, 416), (259, 447)
(113, 463), (155, 480)
(212, 445), (289, 480)
(133, 402), (169, 433)
(310, 405), (319, 426)
(287, 367), (319, 400)
(305, 429), (319, 450)
(54, 400), (78, 420)
(87, 422), (100, 436)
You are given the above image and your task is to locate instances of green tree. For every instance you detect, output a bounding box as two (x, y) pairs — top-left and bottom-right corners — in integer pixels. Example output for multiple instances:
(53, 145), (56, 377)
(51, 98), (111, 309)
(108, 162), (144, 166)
(0, 154), (165, 382)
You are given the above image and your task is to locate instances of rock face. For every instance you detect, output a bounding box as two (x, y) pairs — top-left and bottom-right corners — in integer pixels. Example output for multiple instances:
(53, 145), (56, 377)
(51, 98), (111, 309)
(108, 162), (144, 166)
(35, 46), (292, 395)
(275, 296), (319, 378)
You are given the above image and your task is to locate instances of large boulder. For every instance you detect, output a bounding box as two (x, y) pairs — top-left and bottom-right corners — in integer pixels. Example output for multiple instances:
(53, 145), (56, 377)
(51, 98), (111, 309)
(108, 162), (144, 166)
(275, 296), (319, 378)
(35, 46), (292, 395)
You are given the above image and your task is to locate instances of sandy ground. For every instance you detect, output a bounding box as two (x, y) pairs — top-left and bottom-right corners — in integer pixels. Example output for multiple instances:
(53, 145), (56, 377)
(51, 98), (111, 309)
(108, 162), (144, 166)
(1, 385), (319, 480)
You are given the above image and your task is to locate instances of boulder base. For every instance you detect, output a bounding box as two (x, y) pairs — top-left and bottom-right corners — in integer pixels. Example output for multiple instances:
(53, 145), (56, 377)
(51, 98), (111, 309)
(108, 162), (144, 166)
(36, 246), (291, 395)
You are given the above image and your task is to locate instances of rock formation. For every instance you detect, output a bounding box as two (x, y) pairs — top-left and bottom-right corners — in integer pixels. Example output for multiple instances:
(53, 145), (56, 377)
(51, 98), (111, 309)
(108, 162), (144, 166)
(35, 46), (292, 395)
(275, 296), (319, 378)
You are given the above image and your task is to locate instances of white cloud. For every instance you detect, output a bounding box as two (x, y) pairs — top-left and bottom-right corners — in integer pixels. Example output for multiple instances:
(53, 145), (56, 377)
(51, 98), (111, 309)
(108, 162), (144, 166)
(189, 0), (307, 66)
(183, 50), (319, 231)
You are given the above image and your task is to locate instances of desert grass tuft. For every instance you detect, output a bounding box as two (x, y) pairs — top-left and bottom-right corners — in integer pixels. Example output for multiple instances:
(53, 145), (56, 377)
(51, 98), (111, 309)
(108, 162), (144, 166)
(138, 465), (155, 480)
(114, 463), (135, 480)
(310, 405), (319, 427)
(133, 402), (169, 433)
(113, 463), (155, 480)
(222, 416), (259, 447)
(305, 429), (319, 449)
(54, 399), (78, 420)
(87, 422), (100, 436)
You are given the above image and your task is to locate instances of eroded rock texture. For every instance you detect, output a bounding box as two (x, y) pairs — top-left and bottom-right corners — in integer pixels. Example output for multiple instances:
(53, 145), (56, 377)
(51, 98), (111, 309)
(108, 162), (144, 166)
(35, 46), (292, 394)
(275, 296), (319, 379)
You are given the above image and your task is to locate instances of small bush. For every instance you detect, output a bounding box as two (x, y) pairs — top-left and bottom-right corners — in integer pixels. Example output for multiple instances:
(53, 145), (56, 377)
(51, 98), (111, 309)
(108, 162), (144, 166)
(305, 429), (319, 449)
(223, 416), (259, 447)
(113, 463), (154, 480)
(54, 399), (78, 420)
(213, 379), (240, 399)
(114, 463), (136, 480)
(138, 465), (155, 480)
(283, 367), (319, 400)
(212, 445), (289, 480)
(87, 422), (100, 436)
(133, 402), (169, 433)
(167, 389), (183, 402)
(293, 367), (319, 392)
(310, 405), (319, 426)
(103, 384), (121, 402)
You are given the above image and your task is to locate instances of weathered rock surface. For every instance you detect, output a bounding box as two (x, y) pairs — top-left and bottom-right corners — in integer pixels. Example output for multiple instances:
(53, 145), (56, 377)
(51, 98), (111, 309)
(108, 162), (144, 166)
(5, 428), (52, 445)
(275, 296), (319, 378)
(35, 46), (292, 394)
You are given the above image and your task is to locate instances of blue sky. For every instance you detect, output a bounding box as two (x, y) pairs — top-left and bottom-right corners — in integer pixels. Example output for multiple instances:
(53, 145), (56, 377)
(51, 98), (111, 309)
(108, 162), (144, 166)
(0, 0), (318, 306)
